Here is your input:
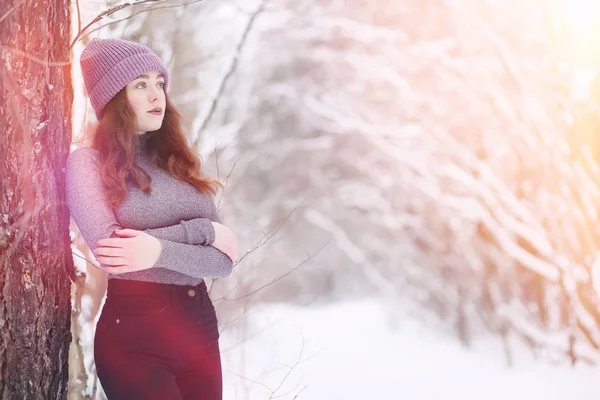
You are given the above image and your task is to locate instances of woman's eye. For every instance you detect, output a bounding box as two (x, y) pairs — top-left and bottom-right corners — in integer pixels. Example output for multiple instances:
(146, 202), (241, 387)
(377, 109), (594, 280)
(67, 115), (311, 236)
(158, 82), (165, 88)
(136, 82), (146, 89)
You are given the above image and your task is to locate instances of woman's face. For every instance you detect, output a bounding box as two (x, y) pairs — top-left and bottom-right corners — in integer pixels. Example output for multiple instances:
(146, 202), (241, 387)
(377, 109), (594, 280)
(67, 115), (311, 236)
(125, 70), (166, 135)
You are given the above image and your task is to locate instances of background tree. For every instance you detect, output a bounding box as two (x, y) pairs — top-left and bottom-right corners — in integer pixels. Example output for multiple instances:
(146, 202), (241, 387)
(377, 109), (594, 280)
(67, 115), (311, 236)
(0, 0), (74, 398)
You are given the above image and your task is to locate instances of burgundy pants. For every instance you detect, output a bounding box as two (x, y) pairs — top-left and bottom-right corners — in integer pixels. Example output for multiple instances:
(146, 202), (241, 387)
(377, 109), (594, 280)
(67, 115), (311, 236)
(94, 279), (222, 400)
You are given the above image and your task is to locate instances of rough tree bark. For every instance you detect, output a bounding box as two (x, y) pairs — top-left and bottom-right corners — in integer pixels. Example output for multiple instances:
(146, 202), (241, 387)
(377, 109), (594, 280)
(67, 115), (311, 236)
(0, 1), (74, 398)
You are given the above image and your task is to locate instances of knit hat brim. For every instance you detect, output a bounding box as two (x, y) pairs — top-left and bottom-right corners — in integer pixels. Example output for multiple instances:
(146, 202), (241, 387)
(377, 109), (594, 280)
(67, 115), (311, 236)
(88, 52), (170, 118)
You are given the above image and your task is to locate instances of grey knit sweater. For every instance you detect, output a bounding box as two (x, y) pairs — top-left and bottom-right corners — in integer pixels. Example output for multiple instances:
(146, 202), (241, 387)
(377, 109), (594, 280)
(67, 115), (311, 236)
(65, 134), (233, 286)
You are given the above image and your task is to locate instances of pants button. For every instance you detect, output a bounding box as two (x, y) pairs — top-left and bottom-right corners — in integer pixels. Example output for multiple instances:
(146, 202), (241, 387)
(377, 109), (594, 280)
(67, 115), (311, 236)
(188, 289), (196, 297)
(116, 319), (120, 324)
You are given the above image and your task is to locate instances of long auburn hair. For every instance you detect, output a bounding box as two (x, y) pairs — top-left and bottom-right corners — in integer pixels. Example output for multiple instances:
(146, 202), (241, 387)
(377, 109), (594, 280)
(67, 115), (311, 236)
(92, 88), (223, 209)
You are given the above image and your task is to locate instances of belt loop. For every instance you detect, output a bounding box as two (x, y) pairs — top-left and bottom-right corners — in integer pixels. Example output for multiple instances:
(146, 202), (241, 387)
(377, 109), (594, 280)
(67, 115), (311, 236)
(168, 283), (175, 306)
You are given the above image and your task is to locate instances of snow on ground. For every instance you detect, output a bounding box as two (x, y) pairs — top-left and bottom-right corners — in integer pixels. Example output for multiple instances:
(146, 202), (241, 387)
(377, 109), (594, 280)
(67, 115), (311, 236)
(220, 299), (600, 400)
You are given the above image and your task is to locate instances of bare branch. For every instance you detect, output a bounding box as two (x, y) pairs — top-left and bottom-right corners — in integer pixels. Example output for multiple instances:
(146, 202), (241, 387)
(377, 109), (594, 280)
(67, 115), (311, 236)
(71, 252), (101, 271)
(0, 1), (20, 25)
(0, 44), (73, 67)
(75, 0), (82, 34)
(216, 198), (308, 297)
(192, 0), (267, 147)
(218, 244), (326, 303)
(69, 0), (164, 49)
(226, 333), (312, 399)
(268, 333), (316, 399)
(77, 0), (207, 43)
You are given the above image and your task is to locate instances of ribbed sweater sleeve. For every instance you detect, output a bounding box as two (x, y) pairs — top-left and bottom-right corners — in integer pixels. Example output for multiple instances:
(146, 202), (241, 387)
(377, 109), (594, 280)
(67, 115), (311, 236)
(143, 218), (216, 245)
(65, 148), (122, 270)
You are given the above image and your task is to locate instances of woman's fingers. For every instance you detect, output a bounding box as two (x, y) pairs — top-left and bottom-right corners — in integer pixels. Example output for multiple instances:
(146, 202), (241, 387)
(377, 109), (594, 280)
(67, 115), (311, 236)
(96, 255), (128, 266)
(97, 237), (129, 248)
(94, 246), (125, 258)
(94, 245), (127, 266)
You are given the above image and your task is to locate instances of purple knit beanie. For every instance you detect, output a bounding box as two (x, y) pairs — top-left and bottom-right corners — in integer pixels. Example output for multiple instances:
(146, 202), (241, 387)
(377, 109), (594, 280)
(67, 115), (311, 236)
(80, 38), (170, 118)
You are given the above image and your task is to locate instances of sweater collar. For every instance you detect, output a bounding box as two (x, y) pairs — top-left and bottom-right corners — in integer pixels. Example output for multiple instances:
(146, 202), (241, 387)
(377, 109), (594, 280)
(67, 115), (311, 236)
(134, 133), (150, 156)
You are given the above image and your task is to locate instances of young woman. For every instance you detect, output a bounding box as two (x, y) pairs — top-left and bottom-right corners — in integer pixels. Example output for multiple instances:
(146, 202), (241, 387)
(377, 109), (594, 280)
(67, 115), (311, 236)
(65, 37), (238, 400)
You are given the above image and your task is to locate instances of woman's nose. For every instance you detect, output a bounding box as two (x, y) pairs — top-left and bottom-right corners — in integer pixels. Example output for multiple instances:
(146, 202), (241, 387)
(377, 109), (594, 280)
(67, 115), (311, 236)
(148, 87), (160, 102)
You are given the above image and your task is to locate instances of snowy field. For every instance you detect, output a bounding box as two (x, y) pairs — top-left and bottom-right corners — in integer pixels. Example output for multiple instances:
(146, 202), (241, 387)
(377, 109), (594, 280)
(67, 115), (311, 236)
(220, 299), (600, 400)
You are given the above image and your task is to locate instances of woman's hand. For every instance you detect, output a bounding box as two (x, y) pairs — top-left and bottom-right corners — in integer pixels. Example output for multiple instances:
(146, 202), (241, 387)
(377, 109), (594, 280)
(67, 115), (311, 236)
(94, 229), (162, 274)
(211, 222), (239, 263)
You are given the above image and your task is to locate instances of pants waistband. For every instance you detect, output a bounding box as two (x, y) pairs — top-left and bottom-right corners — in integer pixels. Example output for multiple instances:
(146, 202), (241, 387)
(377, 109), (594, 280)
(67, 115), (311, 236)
(106, 278), (207, 297)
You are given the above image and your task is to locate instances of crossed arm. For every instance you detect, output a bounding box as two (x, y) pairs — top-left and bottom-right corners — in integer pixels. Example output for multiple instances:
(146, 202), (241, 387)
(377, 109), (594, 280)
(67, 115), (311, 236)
(65, 148), (234, 279)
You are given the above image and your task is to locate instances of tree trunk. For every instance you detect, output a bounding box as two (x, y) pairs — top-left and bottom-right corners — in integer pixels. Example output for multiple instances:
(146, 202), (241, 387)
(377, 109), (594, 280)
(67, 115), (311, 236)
(0, 1), (74, 398)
